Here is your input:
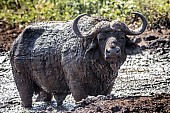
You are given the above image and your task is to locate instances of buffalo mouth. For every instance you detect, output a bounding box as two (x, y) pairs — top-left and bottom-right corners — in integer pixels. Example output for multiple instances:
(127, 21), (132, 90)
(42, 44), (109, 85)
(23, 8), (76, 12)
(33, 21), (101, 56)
(105, 55), (121, 63)
(105, 57), (122, 70)
(106, 58), (121, 64)
(109, 61), (122, 70)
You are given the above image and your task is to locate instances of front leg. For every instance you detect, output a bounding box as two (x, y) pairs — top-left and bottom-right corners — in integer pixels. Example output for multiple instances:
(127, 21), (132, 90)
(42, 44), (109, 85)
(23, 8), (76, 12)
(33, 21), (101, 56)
(68, 81), (87, 102)
(63, 62), (87, 102)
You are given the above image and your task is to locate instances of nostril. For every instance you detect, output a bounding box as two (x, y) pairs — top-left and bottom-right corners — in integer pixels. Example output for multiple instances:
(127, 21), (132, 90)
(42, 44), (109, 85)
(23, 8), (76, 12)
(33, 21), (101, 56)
(106, 47), (121, 54)
(116, 47), (120, 53)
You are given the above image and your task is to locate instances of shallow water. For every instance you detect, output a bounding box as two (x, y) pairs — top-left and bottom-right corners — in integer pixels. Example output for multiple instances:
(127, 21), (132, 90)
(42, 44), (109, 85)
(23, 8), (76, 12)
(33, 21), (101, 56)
(0, 51), (169, 112)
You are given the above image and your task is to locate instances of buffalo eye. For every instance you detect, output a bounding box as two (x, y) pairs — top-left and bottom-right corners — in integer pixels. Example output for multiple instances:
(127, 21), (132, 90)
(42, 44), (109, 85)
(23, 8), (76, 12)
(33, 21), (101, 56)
(119, 35), (125, 40)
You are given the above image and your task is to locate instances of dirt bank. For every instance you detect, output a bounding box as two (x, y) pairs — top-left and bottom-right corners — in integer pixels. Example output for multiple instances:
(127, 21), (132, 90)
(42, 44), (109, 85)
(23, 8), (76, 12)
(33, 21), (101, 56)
(73, 93), (170, 112)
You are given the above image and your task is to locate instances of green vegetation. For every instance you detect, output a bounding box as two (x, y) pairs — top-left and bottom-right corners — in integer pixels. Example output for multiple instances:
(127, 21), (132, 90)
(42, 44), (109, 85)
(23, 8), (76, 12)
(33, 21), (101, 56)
(0, 0), (169, 28)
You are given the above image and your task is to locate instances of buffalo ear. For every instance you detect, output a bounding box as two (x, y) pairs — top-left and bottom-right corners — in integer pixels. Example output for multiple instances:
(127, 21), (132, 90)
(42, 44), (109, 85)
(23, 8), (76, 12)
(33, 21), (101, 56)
(84, 40), (100, 60)
(125, 37), (142, 55)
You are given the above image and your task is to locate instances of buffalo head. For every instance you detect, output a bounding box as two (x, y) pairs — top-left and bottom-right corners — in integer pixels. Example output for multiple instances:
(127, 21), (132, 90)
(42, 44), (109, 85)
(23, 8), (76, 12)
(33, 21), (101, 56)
(73, 12), (147, 70)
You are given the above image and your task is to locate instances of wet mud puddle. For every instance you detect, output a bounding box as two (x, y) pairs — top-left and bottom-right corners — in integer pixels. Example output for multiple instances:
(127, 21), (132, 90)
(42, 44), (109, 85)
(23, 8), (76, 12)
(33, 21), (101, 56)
(113, 51), (170, 96)
(0, 51), (169, 112)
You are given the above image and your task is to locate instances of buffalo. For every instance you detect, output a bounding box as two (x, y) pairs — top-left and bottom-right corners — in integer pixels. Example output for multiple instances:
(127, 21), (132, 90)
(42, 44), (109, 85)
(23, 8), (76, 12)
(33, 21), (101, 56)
(10, 12), (147, 108)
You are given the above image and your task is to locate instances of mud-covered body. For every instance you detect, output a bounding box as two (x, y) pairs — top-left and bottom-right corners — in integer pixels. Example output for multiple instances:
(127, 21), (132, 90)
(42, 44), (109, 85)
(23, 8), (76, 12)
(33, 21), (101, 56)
(10, 13), (147, 108)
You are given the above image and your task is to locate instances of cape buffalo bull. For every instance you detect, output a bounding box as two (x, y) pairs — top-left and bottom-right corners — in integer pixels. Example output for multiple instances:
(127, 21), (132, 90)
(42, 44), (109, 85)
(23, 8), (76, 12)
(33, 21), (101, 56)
(10, 12), (147, 108)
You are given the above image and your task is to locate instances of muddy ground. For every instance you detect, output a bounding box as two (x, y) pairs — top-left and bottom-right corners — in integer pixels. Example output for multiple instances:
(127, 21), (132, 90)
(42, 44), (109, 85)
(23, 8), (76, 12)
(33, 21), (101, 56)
(0, 21), (170, 112)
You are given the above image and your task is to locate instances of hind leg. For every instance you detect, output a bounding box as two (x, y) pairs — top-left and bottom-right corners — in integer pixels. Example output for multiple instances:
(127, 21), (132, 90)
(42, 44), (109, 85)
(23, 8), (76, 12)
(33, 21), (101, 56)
(13, 72), (34, 108)
(54, 93), (67, 106)
(36, 91), (52, 102)
(11, 59), (35, 108)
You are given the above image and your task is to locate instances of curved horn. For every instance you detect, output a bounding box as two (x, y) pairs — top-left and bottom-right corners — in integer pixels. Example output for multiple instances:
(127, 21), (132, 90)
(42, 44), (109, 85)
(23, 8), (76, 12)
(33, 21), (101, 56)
(115, 12), (147, 35)
(73, 14), (111, 38)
